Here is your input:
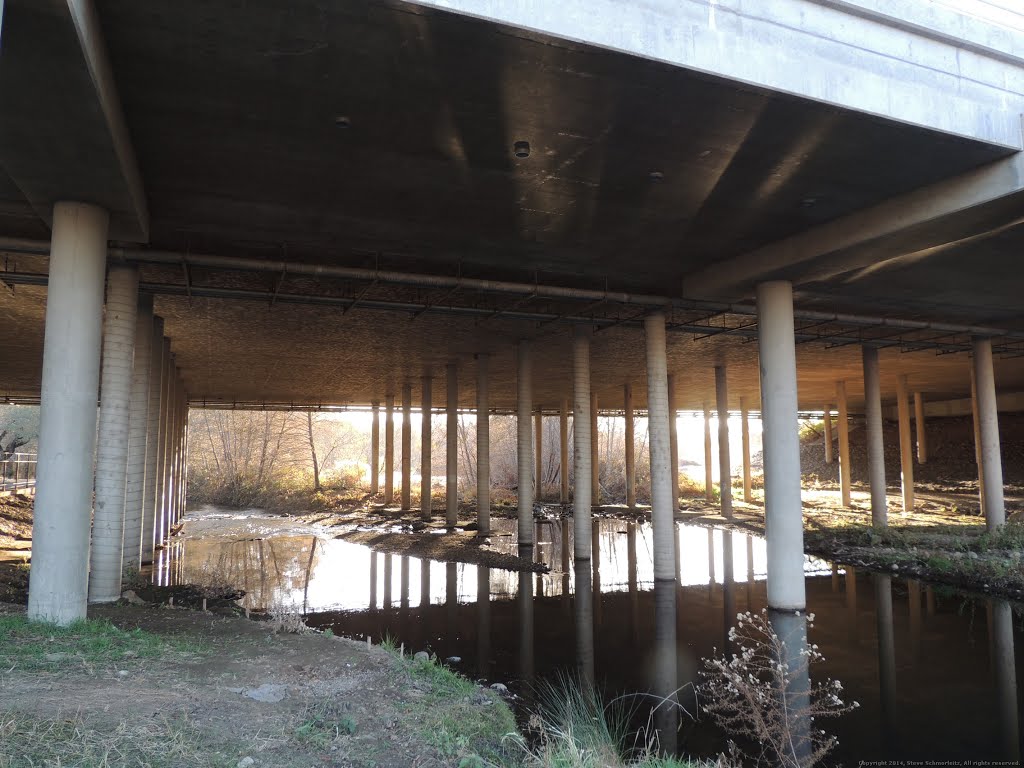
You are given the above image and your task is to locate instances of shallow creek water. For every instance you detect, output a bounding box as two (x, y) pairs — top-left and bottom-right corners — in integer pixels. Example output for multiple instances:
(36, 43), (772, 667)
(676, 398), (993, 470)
(160, 507), (1023, 764)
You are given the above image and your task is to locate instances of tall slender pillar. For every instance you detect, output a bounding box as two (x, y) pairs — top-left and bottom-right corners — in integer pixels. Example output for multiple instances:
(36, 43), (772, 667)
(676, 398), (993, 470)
(476, 354), (491, 532)
(715, 366), (732, 519)
(91, 264), (140, 602)
(446, 364), (458, 525)
(973, 337), (1005, 529)
(740, 396), (753, 503)
(863, 346), (887, 528)
(517, 343), (534, 546)
(534, 410), (543, 501)
(645, 313), (674, 582)
(420, 375), (432, 521)
(370, 402), (380, 495)
(914, 392), (927, 464)
(179, 395), (189, 520)
(823, 405), (834, 463)
(153, 341), (171, 549)
(141, 317), (165, 564)
(971, 366), (987, 517)
(624, 383), (635, 508)
(836, 380), (852, 506)
(123, 295), (153, 573)
(704, 403), (712, 505)
(756, 281), (806, 613)
(667, 376), (679, 513)
(401, 382), (412, 511)
(590, 393), (599, 506)
(28, 202), (109, 624)
(384, 395), (395, 504)
(559, 399), (569, 504)
(896, 374), (915, 514)
(573, 329), (592, 560)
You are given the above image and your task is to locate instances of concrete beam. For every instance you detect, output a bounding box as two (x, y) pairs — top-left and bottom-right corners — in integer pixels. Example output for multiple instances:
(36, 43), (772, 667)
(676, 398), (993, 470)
(685, 153), (1024, 299)
(884, 390), (1024, 419)
(406, 0), (1024, 148)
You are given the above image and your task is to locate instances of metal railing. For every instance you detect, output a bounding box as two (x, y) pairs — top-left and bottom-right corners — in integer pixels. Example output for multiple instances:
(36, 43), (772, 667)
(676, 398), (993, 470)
(1, 452), (36, 492)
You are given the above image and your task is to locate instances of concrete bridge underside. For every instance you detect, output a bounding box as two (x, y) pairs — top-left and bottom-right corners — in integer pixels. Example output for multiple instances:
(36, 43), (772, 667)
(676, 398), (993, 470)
(1, 0), (1023, 623)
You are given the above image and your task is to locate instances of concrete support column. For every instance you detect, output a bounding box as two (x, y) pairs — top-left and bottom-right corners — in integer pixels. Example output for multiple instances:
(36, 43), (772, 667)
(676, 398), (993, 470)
(756, 281), (806, 613)
(715, 366), (733, 519)
(122, 295), (153, 573)
(863, 346), (887, 528)
(590, 393), (599, 506)
(573, 329), (592, 560)
(896, 374), (915, 514)
(644, 313), (675, 582)
(420, 376), (432, 521)
(973, 337), (1005, 530)
(703, 402), (714, 503)
(157, 353), (174, 546)
(401, 382), (412, 511)
(28, 203), (109, 624)
(517, 343), (534, 546)
(667, 376), (679, 513)
(624, 383), (635, 508)
(740, 396), (753, 503)
(823, 405), (834, 463)
(91, 264), (139, 603)
(914, 392), (927, 464)
(559, 399), (569, 504)
(476, 354), (491, 532)
(446, 364), (458, 525)
(370, 402), (380, 495)
(152, 341), (170, 548)
(836, 381), (852, 507)
(141, 317), (165, 564)
(534, 410), (543, 501)
(384, 395), (395, 504)
(970, 366), (986, 517)
(179, 396), (189, 520)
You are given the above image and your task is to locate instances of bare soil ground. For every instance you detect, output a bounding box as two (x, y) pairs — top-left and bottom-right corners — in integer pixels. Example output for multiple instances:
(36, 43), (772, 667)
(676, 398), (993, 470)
(0, 600), (517, 768)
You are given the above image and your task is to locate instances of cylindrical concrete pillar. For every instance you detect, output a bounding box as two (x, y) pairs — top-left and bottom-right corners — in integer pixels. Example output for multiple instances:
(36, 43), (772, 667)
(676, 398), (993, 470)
(179, 395), (189, 520)
(384, 395), (395, 504)
(157, 351), (174, 546)
(823, 405), (834, 464)
(703, 402), (714, 503)
(517, 343), (534, 546)
(590, 393), (599, 506)
(559, 398), (569, 504)
(863, 346), (887, 528)
(370, 402), (380, 495)
(668, 375), (679, 513)
(973, 337), (1005, 530)
(476, 354), (491, 532)
(446, 364), (458, 525)
(836, 381), (852, 507)
(756, 281), (806, 612)
(420, 376), (432, 521)
(624, 383), (635, 508)
(122, 295), (153, 573)
(401, 382), (412, 511)
(715, 366), (733, 519)
(970, 366), (986, 517)
(573, 329), (592, 560)
(141, 317), (165, 564)
(740, 396), (753, 503)
(896, 374), (915, 514)
(28, 202), (109, 624)
(534, 410), (543, 501)
(914, 392), (927, 464)
(644, 313), (675, 582)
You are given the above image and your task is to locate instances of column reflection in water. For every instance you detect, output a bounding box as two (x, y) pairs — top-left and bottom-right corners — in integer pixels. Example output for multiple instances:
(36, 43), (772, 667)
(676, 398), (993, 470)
(707, 528), (715, 587)
(420, 559), (430, 608)
(722, 533), (737, 653)
(592, 524), (603, 627)
(874, 573), (897, 746)
(383, 554), (393, 611)
(519, 565), (535, 701)
(846, 566), (858, 645)
(907, 579), (922, 664)
(653, 577), (678, 755)
(369, 551), (378, 610)
(477, 567), (491, 680)
(574, 564), (595, 689)
(745, 535), (755, 608)
(768, 610), (812, 764)
(990, 599), (1020, 760)
(445, 562), (458, 633)
(628, 522), (639, 645)
(400, 555), (410, 610)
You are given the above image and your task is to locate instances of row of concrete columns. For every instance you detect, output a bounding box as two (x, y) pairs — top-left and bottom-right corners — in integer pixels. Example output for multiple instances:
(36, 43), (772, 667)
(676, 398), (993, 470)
(29, 202), (190, 623)
(826, 340), (1004, 531)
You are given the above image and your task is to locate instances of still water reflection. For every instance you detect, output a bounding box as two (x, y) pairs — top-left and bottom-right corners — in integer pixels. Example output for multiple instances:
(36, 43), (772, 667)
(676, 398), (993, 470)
(162, 511), (1023, 763)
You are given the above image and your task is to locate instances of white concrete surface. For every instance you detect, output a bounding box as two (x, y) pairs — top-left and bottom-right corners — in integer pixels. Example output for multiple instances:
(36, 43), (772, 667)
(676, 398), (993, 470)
(644, 313), (675, 582)
(862, 345), (888, 527)
(973, 336), (1005, 528)
(122, 294), (152, 572)
(572, 329), (592, 560)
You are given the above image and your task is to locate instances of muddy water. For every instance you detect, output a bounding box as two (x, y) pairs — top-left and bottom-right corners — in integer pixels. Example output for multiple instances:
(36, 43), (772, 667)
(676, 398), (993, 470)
(163, 507), (1023, 764)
